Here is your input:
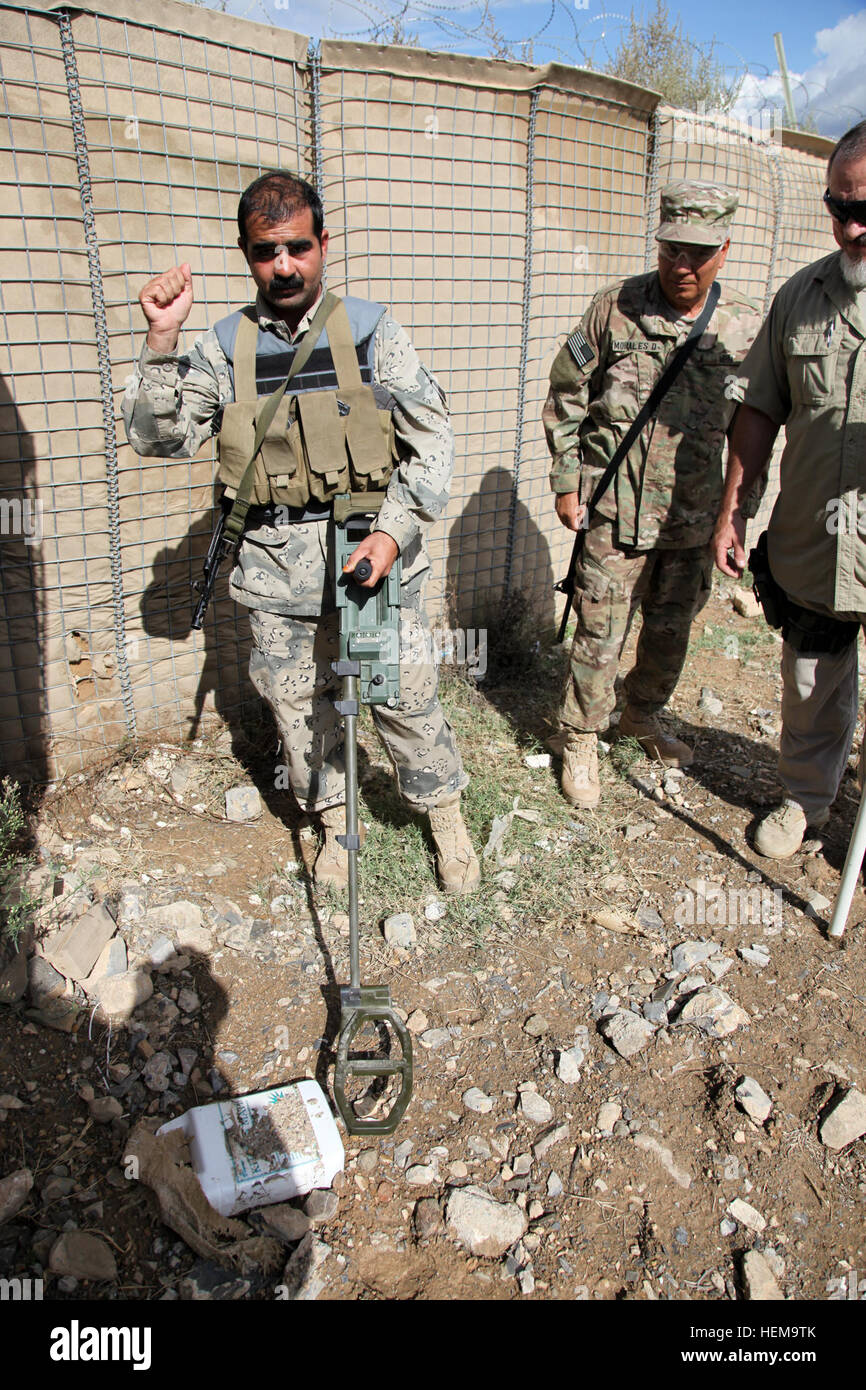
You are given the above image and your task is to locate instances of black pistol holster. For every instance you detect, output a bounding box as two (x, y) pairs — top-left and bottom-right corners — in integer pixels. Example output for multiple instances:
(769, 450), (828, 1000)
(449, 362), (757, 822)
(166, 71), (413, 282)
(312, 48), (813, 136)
(748, 530), (859, 656)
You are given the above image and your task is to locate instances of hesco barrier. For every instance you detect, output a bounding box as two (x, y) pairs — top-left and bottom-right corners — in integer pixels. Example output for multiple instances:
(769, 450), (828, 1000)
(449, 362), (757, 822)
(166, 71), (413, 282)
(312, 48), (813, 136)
(0, 0), (836, 779)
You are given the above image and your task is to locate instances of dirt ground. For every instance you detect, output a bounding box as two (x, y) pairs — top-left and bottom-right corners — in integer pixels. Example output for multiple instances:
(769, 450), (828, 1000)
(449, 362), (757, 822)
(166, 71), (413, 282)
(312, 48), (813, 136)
(1, 582), (865, 1303)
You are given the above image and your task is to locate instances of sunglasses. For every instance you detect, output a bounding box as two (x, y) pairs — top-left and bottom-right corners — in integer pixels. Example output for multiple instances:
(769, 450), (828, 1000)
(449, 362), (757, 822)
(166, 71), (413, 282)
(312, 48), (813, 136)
(823, 189), (866, 225)
(657, 240), (722, 268)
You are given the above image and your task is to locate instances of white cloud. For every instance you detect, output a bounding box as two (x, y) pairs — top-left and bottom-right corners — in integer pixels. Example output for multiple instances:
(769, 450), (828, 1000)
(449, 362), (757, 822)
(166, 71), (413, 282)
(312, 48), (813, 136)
(731, 10), (866, 139)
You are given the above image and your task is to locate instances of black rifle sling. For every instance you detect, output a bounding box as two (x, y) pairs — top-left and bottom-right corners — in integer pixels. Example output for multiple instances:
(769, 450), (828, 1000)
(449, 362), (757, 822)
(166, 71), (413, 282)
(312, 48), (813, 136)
(556, 280), (721, 641)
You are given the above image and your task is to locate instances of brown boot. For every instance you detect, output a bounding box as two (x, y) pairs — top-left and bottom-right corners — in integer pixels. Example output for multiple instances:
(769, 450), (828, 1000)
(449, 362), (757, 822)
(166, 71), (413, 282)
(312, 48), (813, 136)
(314, 805), (366, 888)
(427, 795), (481, 895)
(617, 707), (693, 767)
(561, 733), (600, 808)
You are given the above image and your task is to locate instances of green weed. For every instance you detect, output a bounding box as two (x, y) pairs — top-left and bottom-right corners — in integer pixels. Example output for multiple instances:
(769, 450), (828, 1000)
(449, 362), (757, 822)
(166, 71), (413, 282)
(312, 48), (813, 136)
(0, 778), (36, 946)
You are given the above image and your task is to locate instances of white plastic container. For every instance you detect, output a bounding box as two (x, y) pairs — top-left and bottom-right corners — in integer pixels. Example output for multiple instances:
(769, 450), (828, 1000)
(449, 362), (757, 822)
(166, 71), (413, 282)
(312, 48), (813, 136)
(158, 1080), (344, 1217)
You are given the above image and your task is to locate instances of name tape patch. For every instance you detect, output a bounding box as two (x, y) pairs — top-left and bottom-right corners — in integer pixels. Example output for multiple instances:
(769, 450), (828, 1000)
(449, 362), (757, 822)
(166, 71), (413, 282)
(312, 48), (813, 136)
(566, 329), (595, 370)
(612, 339), (662, 354)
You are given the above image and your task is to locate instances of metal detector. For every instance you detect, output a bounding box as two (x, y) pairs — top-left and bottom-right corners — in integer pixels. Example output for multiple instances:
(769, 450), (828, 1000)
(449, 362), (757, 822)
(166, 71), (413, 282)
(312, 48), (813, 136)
(330, 493), (413, 1134)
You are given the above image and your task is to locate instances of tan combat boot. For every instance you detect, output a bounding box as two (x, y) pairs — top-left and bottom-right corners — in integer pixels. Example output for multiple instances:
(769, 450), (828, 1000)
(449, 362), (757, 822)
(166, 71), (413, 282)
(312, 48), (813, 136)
(561, 733), (600, 808)
(314, 805), (366, 888)
(427, 794), (481, 895)
(754, 800), (829, 860)
(618, 706), (693, 767)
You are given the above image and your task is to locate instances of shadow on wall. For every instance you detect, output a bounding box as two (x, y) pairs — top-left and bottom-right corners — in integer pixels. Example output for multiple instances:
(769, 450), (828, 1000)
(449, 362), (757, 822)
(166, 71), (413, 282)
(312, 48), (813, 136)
(445, 464), (556, 642)
(0, 374), (49, 799)
(140, 489), (257, 752)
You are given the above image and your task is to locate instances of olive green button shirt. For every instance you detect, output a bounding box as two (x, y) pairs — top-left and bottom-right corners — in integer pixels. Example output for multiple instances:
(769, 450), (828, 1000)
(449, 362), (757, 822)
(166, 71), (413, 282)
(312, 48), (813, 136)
(741, 252), (866, 616)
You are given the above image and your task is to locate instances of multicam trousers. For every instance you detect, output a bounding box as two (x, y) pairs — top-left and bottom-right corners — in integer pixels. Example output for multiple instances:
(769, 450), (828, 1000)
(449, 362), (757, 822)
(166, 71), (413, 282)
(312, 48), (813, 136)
(248, 606), (467, 813)
(560, 519), (712, 734)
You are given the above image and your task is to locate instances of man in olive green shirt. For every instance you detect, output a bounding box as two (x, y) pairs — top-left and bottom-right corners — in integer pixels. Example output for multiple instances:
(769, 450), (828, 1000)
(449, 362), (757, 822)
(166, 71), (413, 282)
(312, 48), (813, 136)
(714, 119), (866, 859)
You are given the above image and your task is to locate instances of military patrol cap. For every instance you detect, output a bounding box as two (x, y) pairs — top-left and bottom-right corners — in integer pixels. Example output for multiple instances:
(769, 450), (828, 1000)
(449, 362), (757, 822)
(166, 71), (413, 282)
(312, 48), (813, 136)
(655, 180), (738, 246)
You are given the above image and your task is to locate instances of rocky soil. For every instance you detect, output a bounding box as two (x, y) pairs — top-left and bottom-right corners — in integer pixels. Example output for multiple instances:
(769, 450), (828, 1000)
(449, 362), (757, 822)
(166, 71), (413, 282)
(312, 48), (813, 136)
(1, 585), (864, 1302)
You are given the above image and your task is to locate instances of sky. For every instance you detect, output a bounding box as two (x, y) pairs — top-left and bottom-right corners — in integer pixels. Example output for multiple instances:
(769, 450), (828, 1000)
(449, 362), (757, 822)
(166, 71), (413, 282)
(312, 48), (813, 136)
(212, 0), (866, 137)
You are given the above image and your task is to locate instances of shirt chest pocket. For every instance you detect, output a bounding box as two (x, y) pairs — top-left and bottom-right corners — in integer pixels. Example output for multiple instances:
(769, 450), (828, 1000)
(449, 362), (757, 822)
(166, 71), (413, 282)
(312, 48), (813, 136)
(602, 345), (662, 417)
(786, 331), (840, 406)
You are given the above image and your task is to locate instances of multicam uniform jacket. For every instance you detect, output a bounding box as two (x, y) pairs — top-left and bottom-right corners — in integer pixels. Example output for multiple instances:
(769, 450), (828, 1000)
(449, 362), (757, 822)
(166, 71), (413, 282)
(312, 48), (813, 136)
(122, 290), (454, 616)
(543, 272), (763, 549)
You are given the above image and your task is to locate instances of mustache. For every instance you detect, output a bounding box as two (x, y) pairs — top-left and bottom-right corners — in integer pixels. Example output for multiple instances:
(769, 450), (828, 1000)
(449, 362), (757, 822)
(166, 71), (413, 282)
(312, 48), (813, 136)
(271, 278), (304, 292)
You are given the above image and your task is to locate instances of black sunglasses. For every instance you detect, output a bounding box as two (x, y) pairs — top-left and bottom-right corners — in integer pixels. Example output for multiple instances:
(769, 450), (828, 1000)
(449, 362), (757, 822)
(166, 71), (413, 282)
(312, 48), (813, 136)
(823, 189), (866, 225)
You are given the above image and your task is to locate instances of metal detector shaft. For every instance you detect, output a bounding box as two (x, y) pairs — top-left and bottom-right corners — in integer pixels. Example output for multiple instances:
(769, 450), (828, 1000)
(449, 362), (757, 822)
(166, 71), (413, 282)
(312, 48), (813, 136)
(828, 779), (866, 939)
(330, 503), (413, 1135)
(341, 657), (362, 988)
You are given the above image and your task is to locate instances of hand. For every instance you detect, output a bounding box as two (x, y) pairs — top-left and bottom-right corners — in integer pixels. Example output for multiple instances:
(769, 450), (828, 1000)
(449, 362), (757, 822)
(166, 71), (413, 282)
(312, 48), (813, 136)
(343, 531), (399, 588)
(140, 263), (193, 352)
(713, 508), (747, 577)
(555, 491), (587, 533)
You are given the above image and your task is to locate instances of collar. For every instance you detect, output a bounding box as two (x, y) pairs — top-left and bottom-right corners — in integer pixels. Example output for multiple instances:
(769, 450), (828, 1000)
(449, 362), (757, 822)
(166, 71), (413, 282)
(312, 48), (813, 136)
(814, 252), (865, 338)
(253, 287), (325, 342)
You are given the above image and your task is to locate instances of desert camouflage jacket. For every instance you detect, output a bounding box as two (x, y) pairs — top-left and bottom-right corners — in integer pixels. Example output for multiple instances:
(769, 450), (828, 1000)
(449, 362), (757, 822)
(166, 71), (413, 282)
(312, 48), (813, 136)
(122, 291), (453, 615)
(543, 272), (763, 548)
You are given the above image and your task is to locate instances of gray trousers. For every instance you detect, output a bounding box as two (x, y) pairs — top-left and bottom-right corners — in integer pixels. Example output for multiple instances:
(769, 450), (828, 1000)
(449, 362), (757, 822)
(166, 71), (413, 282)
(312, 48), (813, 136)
(778, 638), (861, 819)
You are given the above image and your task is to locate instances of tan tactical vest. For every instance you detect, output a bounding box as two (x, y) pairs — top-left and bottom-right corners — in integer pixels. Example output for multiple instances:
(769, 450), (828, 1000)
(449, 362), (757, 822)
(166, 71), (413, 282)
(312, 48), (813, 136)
(216, 296), (396, 509)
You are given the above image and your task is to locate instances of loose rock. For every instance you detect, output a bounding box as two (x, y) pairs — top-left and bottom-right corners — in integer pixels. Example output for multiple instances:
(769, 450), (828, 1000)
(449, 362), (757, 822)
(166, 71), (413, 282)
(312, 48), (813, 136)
(819, 1088), (866, 1150)
(463, 1087), (494, 1114)
(446, 1185), (527, 1257)
(383, 913), (417, 949)
(225, 785), (262, 822)
(281, 1232), (330, 1300)
(738, 944), (771, 968)
(599, 1009), (655, 1058)
(597, 1102), (622, 1134)
(727, 1197), (766, 1234)
(49, 1231), (118, 1281)
(699, 688), (723, 716)
(92, 969), (153, 1021)
(303, 1189), (339, 1223)
(0, 1168), (33, 1225)
(742, 1249), (784, 1301)
(43, 902), (117, 982)
(519, 1091), (553, 1126)
(88, 1097), (123, 1124)
(671, 940), (720, 974)
(405, 1164), (438, 1185)
(676, 987), (749, 1038)
(735, 1076), (773, 1125)
(146, 901), (203, 935)
(262, 1204), (310, 1244)
(633, 1134), (692, 1189)
(414, 1197), (443, 1238)
(556, 1047), (583, 1084)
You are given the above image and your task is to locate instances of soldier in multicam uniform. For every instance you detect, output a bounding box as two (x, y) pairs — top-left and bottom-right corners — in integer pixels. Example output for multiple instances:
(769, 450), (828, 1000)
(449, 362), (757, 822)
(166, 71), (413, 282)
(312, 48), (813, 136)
(123, 170), (480, 894)
(543, 180), (763, 808)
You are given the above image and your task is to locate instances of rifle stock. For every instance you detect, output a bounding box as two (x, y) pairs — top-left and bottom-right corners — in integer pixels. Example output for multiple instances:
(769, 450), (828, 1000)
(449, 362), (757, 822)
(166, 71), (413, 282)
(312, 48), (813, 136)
(191, 505), (237, 630)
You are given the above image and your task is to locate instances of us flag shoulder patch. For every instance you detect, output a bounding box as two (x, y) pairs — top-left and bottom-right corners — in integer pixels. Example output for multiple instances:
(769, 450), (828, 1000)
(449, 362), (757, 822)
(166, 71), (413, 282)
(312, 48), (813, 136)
(566, 328), (595, 370)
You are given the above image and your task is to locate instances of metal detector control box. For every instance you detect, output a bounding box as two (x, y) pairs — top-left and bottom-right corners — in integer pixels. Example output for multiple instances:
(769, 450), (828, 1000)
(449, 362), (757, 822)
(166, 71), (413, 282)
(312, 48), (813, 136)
(333, 492), (401, 707)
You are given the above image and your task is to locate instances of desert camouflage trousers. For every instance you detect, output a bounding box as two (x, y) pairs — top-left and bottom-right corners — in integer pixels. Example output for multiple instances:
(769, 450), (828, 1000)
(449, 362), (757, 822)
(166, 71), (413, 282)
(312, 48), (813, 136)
(560, 519), (712, 734)
(248, 606), (467, 813)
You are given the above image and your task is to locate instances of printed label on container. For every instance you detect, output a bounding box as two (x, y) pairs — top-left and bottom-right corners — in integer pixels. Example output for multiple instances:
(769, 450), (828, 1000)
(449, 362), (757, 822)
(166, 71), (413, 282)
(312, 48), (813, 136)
(221, 1088), (320, 1185)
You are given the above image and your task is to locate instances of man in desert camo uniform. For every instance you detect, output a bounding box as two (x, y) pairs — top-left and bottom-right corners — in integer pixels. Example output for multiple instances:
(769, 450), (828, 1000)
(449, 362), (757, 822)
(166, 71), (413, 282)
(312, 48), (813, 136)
(123, 171), (480, 894)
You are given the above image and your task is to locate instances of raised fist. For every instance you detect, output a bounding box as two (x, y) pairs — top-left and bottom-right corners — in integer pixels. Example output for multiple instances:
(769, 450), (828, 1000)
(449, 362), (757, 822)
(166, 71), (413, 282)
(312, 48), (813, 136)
(139, 263), (193, 351)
